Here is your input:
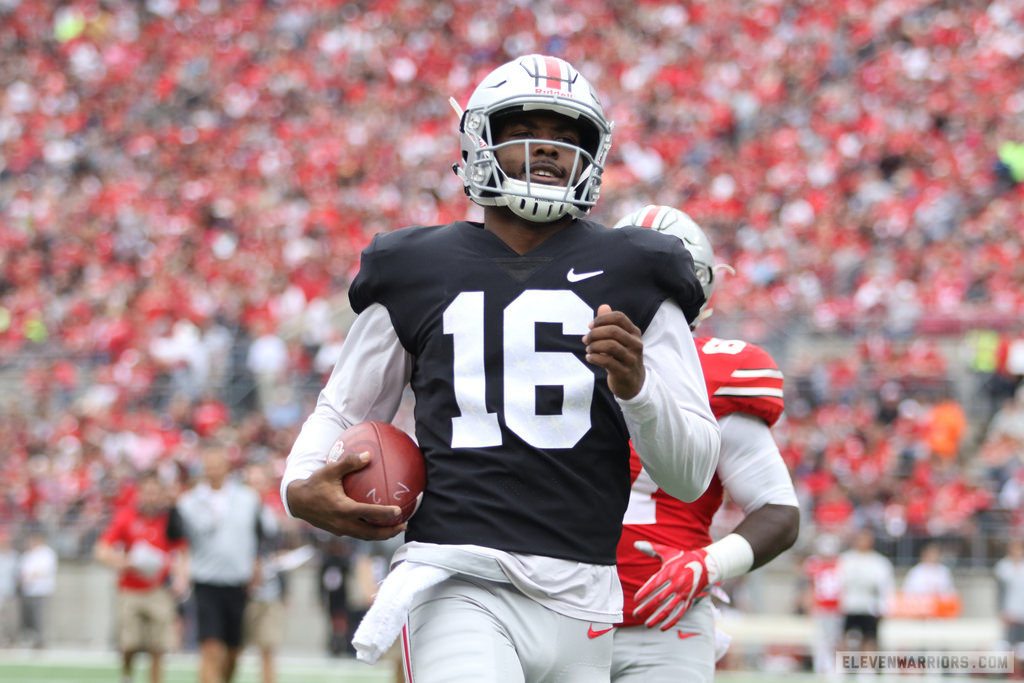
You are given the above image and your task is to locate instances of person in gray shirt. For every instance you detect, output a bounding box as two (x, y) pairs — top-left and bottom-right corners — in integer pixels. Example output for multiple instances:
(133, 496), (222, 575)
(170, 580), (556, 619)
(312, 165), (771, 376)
(995, 539), (1024, 668)
(168, 444), (277, 683)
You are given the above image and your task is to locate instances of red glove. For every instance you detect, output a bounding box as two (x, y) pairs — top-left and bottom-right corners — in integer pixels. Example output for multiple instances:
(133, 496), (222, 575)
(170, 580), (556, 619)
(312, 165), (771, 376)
(632, 541), (718, 630)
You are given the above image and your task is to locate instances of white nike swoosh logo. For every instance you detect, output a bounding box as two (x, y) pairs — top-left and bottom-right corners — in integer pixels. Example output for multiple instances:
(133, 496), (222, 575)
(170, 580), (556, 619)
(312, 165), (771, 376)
(566, 268), (604, 282)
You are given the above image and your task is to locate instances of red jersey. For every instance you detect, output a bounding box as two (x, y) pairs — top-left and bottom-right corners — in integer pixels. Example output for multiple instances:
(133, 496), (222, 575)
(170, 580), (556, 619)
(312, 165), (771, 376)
(803, 555), (841, 614)
(98, 506), (185, 591)
(617, 337), (785, 626)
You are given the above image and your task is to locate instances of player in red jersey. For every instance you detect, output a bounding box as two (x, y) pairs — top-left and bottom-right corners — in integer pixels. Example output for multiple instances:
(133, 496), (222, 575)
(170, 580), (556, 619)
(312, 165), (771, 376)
(610, 205), (800, 682)
(802, 534), (843, 675)
(95, 471), (187, 683)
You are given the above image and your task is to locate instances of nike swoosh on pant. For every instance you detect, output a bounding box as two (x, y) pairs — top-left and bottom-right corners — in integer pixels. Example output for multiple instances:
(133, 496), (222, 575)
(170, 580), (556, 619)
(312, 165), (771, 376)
(677, 631), (701, 640)
(587, 625), (614, 639)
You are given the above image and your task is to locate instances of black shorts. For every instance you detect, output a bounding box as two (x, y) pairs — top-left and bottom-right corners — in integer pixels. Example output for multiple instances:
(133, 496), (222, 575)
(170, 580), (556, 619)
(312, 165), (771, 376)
(194, 583), (248, 648)
(843, 613), (880, 642)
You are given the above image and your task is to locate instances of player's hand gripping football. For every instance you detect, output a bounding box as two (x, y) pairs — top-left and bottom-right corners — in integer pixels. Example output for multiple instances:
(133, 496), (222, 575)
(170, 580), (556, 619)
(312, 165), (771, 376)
(285, 451), (406, 541)
(632, 541), (719, 630)
(583, 304), (645, 400)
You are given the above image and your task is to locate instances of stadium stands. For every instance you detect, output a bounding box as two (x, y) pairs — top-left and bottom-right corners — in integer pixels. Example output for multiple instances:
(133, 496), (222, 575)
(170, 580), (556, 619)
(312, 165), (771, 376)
(1, 0), (1022, 593)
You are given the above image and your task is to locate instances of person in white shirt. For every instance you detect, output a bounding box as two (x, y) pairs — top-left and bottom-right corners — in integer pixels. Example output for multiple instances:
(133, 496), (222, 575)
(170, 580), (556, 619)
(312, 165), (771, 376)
(0, 531), (19, 646)
(995, 539), (1024, 666)
(902, 542), (956, 597)
(18, 530), (58, 649)
(837, 528), (893, 653)
(246, 318), (290, 415)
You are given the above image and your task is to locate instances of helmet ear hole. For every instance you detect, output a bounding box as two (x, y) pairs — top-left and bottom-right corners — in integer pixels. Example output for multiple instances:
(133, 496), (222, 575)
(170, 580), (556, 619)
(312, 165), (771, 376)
(577, 120), (600, 158)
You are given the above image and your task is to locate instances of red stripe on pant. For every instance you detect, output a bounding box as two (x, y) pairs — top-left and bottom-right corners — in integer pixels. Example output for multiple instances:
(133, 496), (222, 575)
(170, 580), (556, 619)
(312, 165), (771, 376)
(402, 623), (413, 682)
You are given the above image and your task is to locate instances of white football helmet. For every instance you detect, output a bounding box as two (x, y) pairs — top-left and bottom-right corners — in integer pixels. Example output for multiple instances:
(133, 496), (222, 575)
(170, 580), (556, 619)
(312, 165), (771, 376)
(452, 54), (613, 222)
(613, 205), (722, 327)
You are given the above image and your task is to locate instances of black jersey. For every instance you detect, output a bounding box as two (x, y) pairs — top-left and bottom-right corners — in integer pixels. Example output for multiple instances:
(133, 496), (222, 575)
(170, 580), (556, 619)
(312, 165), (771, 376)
(348, 219), (704, 564)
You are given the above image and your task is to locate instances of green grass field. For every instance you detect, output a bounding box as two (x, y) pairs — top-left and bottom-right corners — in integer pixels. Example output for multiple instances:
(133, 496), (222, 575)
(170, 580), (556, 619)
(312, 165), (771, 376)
(0, 650), (397, 683)
(0, 649), (1006, 682)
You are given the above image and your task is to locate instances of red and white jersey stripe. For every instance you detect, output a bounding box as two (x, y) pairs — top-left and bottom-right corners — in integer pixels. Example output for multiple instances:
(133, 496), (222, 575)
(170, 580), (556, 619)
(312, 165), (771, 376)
(698, 337), (784, 426)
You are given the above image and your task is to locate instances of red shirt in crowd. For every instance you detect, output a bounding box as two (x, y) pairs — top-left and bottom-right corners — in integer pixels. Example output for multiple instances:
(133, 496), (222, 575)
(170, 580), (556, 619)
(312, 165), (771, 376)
(804, 554), (842, 615)
(98, 505), (185, 591)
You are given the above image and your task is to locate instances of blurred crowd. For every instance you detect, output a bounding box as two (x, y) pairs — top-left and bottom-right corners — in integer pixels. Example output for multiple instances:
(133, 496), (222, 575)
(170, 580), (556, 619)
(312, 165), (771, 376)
(2, 0), (1024, 571)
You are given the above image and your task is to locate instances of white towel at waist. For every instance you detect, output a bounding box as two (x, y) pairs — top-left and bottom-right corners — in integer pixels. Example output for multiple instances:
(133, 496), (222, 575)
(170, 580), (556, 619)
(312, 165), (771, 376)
(352, 561), (454, 664)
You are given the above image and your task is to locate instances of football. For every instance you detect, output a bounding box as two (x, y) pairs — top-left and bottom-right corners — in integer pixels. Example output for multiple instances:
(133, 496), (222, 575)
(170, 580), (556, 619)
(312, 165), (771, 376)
(330, 421), (425, 524)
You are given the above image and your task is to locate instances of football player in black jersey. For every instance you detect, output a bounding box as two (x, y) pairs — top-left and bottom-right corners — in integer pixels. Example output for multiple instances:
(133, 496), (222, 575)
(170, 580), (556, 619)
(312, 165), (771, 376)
(281, 54), (720, 682)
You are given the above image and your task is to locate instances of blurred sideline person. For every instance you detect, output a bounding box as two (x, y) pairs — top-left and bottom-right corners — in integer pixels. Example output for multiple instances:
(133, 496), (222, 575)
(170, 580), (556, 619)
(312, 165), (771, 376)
(837, 528), (894, 654)
(95, 471), (188, 683)
(242, 555), (284, 683)
(18, 529), (57, 649)
(241, 462), (294, 683)
(243, 542), (316, 683)
(609, 205), (800, 682)
(319, 536), (363, 657)
(168, 445), (278, 683)
(353, 539), (406, 683)
(995, 539), (1024, 672)
(801, 534), (843, 676)
(902, 542), (956, 597)
(282, 54), (720, 682)
(0, 530), (17, 647)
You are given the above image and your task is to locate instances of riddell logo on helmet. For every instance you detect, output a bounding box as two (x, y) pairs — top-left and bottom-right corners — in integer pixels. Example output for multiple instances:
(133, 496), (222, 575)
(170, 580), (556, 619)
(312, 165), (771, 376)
(534, 87), (573, 97)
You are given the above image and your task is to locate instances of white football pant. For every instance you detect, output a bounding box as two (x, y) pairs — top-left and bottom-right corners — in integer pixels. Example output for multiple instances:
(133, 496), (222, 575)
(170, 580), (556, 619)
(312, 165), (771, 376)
(610, 598), (714, 683)
(405, 575), (613, 682)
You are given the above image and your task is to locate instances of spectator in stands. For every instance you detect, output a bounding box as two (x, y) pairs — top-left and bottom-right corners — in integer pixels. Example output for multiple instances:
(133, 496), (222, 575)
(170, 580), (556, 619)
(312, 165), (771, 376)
(995, 539), (1024, 672)
(837, 529), (893, 655)
(989, 331), (1024, 412)
(17, 529), (57, 649)
(920, 389), (968, 464)
(988, 385), (1024, 445)
(0, 530), (17, 647)
(168, 445), (278, 683)
(2, 0), (1024, 647)
(902, 542), (956, 597)
(246, 318), (290, 418)
(94, 471), (187, 683)
(995, 139), (1024, 192)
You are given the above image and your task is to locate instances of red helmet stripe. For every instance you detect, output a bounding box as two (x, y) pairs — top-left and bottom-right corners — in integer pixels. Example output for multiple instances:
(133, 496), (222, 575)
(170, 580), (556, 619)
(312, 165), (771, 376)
(639, 205), (662, 228)
(543, 56), (565, 91)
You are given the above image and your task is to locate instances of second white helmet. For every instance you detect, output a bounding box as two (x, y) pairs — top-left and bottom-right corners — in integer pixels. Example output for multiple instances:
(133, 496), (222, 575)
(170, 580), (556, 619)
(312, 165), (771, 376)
(614, 205), (718, 325)
(453, 54), (613, 222)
